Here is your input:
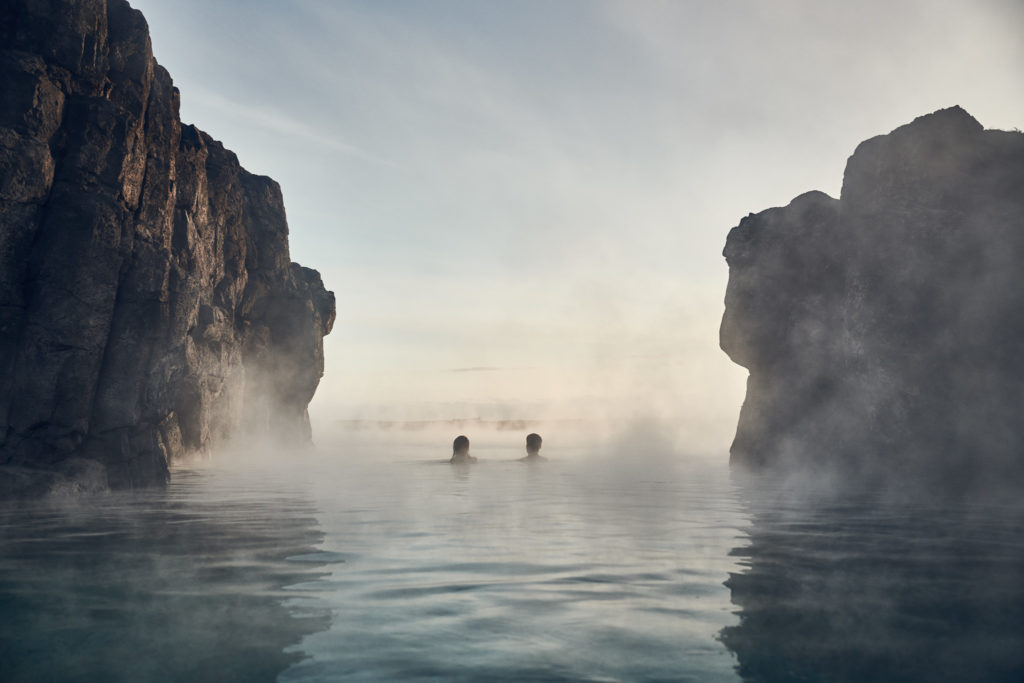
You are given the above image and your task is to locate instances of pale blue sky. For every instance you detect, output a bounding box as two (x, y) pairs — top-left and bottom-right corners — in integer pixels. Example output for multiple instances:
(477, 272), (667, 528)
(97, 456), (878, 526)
(131, 0), (1024, 439)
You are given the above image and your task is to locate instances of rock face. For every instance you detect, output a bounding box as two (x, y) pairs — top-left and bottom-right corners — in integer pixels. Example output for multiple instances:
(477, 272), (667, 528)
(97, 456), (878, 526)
(0, 0), (335, 495)
(721, 107), (1024, 491)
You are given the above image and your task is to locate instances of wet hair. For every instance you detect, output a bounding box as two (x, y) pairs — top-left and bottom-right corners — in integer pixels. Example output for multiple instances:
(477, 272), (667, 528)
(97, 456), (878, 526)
(453, 435), (470, 453)
(526, 433), (542, 452)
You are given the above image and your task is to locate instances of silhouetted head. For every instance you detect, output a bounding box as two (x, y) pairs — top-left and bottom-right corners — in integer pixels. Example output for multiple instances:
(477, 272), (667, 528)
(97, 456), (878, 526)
(526, 433), (542, 455)
(453, 435), (470, 455)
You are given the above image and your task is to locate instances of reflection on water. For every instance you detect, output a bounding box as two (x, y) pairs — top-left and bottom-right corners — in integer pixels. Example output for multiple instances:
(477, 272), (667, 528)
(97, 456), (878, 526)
(284, 446), (747, 682)
(0, 467), (330, 683)
(4, 436), (1023, 682)
(722, 474), (1024, 682)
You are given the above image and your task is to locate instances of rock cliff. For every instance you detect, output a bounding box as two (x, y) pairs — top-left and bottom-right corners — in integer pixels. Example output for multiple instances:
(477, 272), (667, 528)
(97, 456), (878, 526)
(721, 107), (1024, 491)
(0, 0), (335, 496)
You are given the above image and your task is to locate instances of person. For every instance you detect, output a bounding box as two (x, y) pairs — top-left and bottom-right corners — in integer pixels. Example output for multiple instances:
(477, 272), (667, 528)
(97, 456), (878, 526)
(519, 433), (545, 461)
(449, 435), (477, 464)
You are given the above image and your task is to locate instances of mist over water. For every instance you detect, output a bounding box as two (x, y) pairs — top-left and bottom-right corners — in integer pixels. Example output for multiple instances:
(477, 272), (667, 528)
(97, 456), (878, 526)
(3, 1), (1023, 680)
(280, 431), (745, 681)
(4, 428), (1024, 681)
(0, 467), (329, 682)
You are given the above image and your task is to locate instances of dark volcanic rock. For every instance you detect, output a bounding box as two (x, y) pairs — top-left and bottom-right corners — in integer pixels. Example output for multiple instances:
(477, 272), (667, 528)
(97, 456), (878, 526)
(0, 0), (335, 494)
(721, 107), (1024, 491)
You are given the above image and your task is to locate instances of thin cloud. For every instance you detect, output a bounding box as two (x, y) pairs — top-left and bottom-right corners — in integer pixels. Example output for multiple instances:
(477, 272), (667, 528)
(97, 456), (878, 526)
(187, 87), (398, 168)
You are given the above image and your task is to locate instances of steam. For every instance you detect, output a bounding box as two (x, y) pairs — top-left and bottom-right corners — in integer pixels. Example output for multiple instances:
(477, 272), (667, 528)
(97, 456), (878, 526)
(132, 0), (1024, 469)
(720, 111), (1024, 500)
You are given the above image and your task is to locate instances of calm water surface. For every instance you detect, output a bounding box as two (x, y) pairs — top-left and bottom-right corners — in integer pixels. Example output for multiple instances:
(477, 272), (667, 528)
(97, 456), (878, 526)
(2, 434), (1023, 682)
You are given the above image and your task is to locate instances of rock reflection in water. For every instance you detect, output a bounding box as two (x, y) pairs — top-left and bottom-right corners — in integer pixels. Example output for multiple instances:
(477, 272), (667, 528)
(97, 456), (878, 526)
(0, 468), (330, 683)
(721, 476), (1024, 682)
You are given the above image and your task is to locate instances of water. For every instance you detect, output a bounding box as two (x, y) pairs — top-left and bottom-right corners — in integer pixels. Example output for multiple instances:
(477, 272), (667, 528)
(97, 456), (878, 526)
(0, 468), (330, 682)
(2, 433), (1023, 682)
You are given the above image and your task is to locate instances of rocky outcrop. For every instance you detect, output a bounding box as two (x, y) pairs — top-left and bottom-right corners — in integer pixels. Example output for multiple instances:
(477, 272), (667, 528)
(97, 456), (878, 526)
(0, 0), (335, 495)
(721, 107), (1024, 491)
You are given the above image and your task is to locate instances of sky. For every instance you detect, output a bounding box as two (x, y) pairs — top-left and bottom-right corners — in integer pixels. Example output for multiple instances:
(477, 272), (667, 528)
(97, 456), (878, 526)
(130, 0), (1024, 443)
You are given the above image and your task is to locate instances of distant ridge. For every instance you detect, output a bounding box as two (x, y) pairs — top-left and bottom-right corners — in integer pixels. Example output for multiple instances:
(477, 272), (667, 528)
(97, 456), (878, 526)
(334, 418), (590, 432)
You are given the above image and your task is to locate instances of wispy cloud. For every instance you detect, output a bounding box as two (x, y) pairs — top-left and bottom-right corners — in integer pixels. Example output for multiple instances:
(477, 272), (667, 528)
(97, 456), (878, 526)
(186, 87), (398, 168)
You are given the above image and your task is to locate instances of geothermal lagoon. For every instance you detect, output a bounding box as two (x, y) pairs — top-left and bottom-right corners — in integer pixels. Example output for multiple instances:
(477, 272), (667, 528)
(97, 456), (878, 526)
(3, 430), (1022, 682)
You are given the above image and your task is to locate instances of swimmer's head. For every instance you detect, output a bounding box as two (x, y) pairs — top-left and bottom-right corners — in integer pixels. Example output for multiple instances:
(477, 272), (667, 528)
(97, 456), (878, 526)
(453, 435), (470, 455)
(526, 433), (542, 455)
